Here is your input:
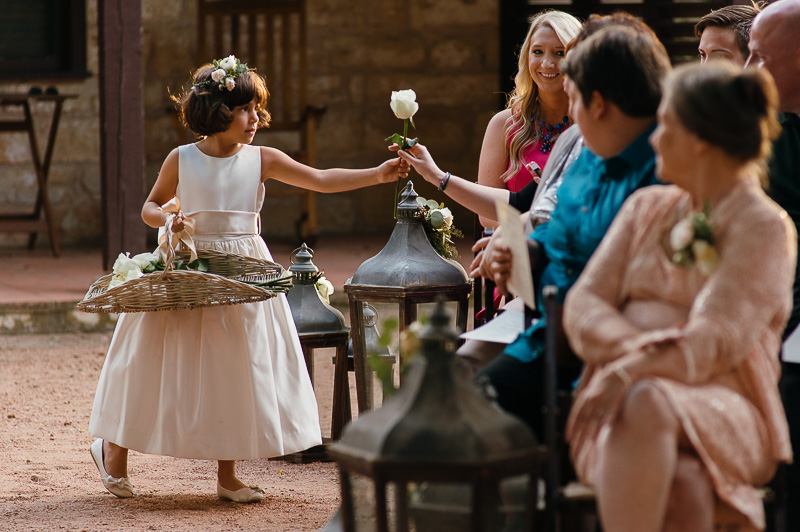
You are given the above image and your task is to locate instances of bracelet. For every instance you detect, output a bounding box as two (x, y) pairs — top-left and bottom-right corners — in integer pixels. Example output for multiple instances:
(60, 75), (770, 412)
(613, 366), (633, 389)
(439, 171), (451, 192)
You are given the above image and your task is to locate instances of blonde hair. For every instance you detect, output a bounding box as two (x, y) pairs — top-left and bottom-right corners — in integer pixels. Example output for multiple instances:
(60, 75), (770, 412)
(502, 10), (582, 182)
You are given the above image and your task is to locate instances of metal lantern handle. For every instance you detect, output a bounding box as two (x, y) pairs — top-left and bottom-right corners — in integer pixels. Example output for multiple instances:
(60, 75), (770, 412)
(290, 244), (314, 265)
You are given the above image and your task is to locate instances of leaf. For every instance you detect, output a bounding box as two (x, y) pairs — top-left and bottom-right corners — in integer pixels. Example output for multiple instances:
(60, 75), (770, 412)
(409, 117), (416, 129)
(430, 210), (444, 229)
(384, 133), (419, 150)
(188, 258), (210, 272)
(385, 133), (405, 145)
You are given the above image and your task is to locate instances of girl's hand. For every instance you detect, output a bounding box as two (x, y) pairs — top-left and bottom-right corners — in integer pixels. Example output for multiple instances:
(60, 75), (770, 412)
(376, 155), (410, 184)
(172, 212), (186, 233)
(396, 144), (443, 187)
(566, 363), (631, 450)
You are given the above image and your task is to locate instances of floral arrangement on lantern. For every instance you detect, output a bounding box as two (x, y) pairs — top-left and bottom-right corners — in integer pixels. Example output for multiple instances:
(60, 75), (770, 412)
(669, 202), (718, 276)
(416, 196), (462, 260)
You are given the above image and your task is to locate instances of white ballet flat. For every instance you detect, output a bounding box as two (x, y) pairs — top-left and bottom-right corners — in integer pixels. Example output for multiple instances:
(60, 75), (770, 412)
(217, 483), (265, 503)
(89, 438), (134, 498)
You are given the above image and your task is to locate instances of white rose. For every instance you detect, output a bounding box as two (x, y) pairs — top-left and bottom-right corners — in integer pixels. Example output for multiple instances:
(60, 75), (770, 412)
(316, 277), (334, 304)
(692, 240), (719, 276)
(112, 253), (139, 278)
(439, 207), (453, 227)
(219, 55), (236, 71)
(131, 252), (158, 269)
(390, 89), (419, 120)
(225, 78), (236, 91)
(669, 218), (694, 252)
(211, 68), (226, 82)
(123, 268), (144, 283)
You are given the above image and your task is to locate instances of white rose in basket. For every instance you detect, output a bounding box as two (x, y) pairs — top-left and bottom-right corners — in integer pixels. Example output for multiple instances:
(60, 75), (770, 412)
(131, 252), (159, 269)
(112, 253), (140, 278)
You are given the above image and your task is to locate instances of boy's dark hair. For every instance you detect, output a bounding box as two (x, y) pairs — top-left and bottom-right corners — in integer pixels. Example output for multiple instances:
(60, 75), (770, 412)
(173, 63), (271, 138)
(562, 25), (671, 118)
(694, 2), (764, 59)
(565, 12), (658, 54)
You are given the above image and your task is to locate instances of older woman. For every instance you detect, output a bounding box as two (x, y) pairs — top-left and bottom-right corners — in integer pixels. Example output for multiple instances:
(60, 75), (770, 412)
(564, 62), (793, 531)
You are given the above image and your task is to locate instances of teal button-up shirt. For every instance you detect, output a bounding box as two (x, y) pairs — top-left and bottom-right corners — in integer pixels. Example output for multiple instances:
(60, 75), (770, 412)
(505, 125), (661, 363)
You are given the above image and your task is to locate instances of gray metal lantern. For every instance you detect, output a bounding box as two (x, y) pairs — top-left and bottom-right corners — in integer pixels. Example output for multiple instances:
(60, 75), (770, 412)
(286, 243), (346, 333)
(349, 180), (468, 288)
(328, 299), (545, 532)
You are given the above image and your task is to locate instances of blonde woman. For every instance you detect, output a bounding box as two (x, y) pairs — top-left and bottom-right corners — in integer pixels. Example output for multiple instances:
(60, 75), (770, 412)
(477, 10), (581, 227)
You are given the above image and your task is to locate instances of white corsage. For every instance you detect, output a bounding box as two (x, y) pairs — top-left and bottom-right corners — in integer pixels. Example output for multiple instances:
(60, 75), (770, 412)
(670, 201), (718, 276)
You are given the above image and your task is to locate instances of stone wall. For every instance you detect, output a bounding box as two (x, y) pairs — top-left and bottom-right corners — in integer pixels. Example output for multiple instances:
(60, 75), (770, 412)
(0, 0), (499, 251)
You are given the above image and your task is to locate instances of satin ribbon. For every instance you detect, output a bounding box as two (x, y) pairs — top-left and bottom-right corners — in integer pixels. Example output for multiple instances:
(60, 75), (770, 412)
(156, 197), (198, 270)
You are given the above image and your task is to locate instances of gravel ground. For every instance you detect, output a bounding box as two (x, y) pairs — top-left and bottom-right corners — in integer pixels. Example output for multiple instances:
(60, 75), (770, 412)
(0, 332), (345, 531)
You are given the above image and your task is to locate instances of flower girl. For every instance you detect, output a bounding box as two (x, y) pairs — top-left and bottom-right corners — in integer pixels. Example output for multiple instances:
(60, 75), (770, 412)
(88, 55), (408, 502)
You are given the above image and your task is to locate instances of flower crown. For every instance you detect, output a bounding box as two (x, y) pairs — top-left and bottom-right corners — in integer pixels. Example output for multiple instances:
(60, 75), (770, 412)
(193, 55), (249, 92)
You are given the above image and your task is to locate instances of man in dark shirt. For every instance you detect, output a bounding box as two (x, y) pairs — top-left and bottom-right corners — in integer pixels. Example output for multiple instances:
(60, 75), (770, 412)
(747, 1), (800, 528)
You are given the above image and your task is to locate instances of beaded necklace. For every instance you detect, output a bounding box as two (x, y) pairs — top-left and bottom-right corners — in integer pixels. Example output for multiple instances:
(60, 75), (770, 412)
(534, 115), (571, 153)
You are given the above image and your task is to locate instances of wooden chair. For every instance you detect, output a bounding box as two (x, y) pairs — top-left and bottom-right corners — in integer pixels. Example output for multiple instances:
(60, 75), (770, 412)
(541, 285), (597, 532)
(196, 0), (326, 244)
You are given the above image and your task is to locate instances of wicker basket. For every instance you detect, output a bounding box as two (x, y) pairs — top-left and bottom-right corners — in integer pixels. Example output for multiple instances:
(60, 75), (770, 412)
(77, 249), (291, 314)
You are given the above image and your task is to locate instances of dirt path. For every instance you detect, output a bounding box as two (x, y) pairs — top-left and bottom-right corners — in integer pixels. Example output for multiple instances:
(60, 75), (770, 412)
(0, 332), (344, 531)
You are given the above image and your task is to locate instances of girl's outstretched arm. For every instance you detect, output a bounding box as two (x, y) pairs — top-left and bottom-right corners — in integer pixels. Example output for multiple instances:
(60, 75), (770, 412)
(260, 146), (409, 192)
(141, 148), (181, 229)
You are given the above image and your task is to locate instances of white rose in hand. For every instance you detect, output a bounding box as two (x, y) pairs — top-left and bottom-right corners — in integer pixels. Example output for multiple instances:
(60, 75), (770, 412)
(390, 90), (419, 120)
(219, 55), (236, 70)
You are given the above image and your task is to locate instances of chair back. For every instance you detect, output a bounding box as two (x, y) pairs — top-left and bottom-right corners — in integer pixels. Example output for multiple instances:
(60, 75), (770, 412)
(196, 0), (324, 241)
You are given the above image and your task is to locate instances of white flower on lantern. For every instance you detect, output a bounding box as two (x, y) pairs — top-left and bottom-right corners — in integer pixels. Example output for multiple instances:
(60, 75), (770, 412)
(316, 276), (334, 304)
(211, 68), (226, 82)
(390, 90), (419, 120)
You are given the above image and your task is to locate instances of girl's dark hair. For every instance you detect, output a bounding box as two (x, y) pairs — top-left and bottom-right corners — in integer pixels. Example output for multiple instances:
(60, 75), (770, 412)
(172, 63), (271, 137)
(666, 62), (781, 163)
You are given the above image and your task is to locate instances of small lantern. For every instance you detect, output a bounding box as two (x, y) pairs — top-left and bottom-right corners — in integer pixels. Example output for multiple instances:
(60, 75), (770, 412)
(346, 302), (396, 406)
(344, 181), (472, 413)
(328, 299), (545, 532)
(287, 243), (347, 334)
(286, 243), (351, 441)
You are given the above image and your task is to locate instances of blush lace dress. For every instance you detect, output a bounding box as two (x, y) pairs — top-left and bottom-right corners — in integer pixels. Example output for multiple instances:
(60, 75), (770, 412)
(89, 143), (322, 460)
(564, 182), (795, 530)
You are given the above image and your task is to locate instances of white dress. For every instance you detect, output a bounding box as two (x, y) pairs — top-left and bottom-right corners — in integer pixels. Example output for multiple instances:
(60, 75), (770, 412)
(89, 143), (322, 460)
